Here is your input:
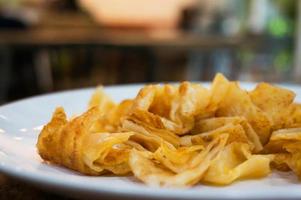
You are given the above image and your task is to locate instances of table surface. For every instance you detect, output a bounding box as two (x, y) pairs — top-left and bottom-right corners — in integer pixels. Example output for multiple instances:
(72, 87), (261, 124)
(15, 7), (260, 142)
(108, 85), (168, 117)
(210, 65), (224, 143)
(0, 10), (257, 48)
(0, 28), (247, 49)
(0, 174), (72, 199)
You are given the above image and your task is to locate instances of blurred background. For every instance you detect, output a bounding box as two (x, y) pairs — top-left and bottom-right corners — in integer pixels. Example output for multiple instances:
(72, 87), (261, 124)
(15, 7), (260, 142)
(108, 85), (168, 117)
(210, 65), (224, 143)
(0, 0), (300, 104)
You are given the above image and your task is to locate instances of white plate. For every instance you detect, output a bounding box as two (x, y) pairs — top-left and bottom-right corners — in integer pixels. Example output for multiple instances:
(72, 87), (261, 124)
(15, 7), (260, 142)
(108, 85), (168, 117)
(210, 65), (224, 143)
(1, 83), (301, 200)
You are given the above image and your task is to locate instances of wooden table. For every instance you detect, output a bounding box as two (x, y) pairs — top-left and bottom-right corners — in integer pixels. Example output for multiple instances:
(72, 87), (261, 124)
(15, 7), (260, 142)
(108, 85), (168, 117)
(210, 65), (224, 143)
(0, 28), (244, 48)
(0, 174), (72, 199)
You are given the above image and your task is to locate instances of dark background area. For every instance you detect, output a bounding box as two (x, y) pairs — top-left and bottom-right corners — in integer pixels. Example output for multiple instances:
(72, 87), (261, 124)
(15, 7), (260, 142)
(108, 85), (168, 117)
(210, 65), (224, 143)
(0, 0), (299, 105)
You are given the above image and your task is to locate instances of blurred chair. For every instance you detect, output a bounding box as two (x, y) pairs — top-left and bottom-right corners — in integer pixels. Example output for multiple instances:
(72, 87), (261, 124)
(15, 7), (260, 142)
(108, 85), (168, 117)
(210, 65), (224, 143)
(0, 46), (12, 104)
(0, 14), (28, 103)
